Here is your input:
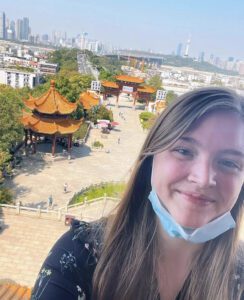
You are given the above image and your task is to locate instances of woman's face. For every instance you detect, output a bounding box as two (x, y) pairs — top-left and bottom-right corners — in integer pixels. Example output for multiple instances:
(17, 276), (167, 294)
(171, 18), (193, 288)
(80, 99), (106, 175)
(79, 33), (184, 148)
(151, 111), (244, 228)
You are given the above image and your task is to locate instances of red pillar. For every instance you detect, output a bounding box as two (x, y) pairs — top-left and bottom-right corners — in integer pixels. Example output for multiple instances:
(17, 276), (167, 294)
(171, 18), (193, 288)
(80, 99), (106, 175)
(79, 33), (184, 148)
(68, 134), (72, 153)
(52, 135), (56, 156)
(33, 133), (37, 154)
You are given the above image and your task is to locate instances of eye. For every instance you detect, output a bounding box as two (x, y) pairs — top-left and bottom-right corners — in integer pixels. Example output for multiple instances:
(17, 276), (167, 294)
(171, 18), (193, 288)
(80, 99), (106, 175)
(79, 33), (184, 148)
(172, 147), (194, 158)
(218, 159), (241, 171)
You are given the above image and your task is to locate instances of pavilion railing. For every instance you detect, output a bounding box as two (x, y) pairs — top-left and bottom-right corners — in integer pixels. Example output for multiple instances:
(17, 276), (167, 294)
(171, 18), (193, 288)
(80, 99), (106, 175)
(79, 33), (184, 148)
(0, 195), (119, 222)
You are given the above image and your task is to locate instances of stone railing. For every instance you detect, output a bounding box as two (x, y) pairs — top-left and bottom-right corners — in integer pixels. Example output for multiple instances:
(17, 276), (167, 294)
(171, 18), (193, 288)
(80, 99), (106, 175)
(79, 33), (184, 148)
(0, 194), (119, 222)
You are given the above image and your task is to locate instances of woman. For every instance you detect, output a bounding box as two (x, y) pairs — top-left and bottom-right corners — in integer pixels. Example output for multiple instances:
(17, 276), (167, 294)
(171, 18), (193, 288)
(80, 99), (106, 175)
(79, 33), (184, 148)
(32, 87), (244, 300)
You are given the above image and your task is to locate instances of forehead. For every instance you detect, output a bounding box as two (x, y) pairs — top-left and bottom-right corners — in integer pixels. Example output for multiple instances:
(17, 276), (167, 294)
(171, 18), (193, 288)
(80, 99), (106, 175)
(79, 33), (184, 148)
(183, 111), (244, 150)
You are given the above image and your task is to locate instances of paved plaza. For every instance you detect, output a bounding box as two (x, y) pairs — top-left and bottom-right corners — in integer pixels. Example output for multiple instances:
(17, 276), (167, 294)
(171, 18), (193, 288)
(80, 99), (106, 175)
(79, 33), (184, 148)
(5, 95), (147, 209)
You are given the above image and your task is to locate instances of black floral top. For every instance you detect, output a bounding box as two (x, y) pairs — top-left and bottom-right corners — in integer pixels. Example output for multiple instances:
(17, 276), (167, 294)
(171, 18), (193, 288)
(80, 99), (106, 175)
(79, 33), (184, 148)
(31, 220), (244, 300)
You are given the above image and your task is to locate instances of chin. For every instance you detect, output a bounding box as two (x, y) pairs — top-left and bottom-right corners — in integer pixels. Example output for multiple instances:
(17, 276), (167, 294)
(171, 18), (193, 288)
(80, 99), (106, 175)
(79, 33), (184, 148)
(176, 216), (208, 229)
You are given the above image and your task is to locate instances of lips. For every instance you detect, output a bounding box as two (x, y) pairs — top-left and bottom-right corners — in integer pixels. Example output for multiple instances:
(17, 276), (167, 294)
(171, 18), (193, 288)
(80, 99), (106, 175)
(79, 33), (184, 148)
(177, 190), (215, 205)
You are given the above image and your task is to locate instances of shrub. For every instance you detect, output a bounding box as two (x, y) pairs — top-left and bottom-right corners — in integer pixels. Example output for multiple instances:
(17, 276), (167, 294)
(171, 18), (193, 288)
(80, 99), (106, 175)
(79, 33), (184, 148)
(139, 112), (157, 130)
(87, 105), (113, 124)
(92, 141), (104, 148)
(0, 187), (13, 204)
(73, 123), (89, 141)
(71, 181), (126, 204)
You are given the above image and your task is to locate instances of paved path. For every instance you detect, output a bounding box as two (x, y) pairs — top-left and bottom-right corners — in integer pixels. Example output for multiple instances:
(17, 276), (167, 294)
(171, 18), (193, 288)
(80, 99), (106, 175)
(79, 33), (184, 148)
(0, 213), (68, 287)
(5, 95), (147, 209)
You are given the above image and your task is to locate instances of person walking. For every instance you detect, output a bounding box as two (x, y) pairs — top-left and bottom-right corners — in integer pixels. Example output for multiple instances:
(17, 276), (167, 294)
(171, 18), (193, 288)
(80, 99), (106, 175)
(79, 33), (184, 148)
(47, 195), (53, 208)
(63, 183), (68, 193)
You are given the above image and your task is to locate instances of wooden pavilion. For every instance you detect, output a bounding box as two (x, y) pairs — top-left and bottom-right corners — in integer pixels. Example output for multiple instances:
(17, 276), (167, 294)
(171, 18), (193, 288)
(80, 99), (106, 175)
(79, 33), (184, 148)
(22, 80), (83, 156)
(101, 75), (156, 107)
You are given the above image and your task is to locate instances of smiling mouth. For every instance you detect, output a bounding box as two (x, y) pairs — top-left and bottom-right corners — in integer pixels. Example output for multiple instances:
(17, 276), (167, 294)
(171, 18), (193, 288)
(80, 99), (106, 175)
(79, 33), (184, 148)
(177, 191), (215, 205)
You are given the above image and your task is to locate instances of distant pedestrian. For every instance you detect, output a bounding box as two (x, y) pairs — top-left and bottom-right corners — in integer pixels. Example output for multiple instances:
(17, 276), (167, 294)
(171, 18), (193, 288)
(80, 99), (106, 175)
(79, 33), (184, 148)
(117, 137), (120, 144)
(64, 183), (68, 193)
(48, 195), (53, 208)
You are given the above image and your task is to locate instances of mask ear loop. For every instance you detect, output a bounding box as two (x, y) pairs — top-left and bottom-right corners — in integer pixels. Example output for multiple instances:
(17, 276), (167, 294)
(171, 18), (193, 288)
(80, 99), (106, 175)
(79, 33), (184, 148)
(151, 155), (156, 189)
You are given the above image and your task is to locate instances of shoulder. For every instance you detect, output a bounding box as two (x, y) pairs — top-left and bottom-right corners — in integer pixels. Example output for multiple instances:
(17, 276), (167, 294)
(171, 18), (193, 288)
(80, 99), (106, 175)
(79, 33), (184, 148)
(31, 219), (106, 300)
(71, 219), (106, 257)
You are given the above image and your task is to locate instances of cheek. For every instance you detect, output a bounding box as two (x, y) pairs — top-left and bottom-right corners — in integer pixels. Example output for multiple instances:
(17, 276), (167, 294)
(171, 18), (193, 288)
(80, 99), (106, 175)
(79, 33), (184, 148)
(218, 177), (243, 208)
(152, 159), (188, 192)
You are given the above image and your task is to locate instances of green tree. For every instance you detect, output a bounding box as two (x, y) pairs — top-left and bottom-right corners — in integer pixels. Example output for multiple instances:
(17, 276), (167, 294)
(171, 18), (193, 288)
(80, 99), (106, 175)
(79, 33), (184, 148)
(98, 69), (116, 81)
(147, 75), (162, 90)
(48, 48), (79, 72)
(87, 105), (113, 123)
(0, 86), (24, 152)
(0, 187), (13, 204)
(166, 90), (177, 104)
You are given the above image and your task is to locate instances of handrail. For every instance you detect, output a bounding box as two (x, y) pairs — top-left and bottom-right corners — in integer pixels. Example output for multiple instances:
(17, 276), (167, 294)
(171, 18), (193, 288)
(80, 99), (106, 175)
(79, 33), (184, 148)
(0, 195), (119, 221)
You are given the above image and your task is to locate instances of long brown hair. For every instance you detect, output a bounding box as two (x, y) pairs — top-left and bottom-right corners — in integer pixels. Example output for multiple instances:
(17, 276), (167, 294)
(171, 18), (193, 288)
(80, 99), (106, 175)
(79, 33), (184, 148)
(92, 88), (244, 300)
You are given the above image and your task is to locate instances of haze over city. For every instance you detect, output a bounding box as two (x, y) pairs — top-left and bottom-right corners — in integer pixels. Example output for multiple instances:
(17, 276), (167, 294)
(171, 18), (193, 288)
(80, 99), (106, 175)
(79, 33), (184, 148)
(1, 0), (244, 60)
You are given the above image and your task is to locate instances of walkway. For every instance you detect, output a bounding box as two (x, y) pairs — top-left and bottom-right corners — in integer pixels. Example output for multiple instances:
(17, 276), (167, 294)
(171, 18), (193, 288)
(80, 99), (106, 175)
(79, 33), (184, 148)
(5, 95), (147, 209)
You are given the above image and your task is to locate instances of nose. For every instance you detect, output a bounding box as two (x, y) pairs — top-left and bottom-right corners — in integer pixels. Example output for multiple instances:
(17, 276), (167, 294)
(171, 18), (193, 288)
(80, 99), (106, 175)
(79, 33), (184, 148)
(187, 158), (216, 188)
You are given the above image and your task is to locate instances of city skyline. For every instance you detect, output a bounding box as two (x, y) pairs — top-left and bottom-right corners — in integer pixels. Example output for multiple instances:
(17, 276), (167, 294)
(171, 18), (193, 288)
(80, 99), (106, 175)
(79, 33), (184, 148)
(1, 0), (244, 60)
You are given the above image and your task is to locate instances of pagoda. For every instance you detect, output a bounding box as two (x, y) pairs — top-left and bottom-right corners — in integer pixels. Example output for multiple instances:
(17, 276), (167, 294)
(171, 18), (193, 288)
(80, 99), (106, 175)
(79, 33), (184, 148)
(22, 80), (83, 156)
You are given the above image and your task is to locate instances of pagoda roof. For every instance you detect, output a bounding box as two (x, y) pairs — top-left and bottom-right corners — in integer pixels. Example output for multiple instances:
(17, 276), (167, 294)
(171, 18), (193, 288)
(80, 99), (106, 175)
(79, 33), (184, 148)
(137, 85), (156, 94)
(22, 112), (82, 135)
(79, 91), (100, 110)
(101, 80), (119, 89)
(116, 75), (144, 84)
(0, 283), (31, 300)
(23, 80), (77, 115)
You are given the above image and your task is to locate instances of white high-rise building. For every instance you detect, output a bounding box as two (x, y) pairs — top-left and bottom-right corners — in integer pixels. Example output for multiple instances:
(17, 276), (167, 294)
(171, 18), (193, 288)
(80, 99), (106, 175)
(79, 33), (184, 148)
(0, 11), (6, 39)
(184, 35), (191, 57)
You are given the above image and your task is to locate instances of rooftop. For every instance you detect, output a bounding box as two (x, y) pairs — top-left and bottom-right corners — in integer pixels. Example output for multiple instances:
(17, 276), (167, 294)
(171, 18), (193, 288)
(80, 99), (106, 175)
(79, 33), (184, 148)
(79, 91), (100, 110)
(0, 283), (31, 300)
(22, 111), (83, 135)
(23, 80), (77, 115)
(101, 80), (119, 89)
(137, 85), (156, 94)
(116, 75), (144, 84)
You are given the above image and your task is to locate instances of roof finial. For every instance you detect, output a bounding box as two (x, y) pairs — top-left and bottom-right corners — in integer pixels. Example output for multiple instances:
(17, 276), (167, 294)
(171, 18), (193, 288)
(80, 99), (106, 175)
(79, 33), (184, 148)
(50, 80), (55, 88)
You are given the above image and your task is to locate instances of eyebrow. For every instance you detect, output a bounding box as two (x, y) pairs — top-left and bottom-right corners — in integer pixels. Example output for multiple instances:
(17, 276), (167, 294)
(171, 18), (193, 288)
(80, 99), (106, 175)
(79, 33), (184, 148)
(179, 137), (244, 158)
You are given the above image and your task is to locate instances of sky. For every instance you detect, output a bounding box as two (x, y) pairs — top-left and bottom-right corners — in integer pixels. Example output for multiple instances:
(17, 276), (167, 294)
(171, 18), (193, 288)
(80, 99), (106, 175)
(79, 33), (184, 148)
(1, 0), (244, 60)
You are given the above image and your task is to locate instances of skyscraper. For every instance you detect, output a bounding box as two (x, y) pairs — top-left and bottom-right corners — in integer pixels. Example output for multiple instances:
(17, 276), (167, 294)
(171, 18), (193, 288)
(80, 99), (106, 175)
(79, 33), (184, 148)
(22, 17), (30, 40)
(176, 43), (182, 56)
(16, 19), (23, 40)
(198, 51), (205, 63)
(0, 11), (6, 39)
(184, 35), (191, 57)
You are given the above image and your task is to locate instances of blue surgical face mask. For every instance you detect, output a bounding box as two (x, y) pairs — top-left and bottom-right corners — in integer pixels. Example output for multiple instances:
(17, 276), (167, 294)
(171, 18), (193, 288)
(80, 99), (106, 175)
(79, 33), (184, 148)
(148, 189), (236, 244)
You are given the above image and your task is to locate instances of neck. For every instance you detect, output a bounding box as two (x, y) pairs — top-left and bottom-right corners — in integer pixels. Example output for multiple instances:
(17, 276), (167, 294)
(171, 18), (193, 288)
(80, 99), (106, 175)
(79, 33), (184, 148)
(157, 220), (203, 258)
(156, 222), (204, 300)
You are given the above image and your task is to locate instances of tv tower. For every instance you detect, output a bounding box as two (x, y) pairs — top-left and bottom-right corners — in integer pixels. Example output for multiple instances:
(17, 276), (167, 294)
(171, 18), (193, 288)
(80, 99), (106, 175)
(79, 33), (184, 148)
(184, 34), (191, 57)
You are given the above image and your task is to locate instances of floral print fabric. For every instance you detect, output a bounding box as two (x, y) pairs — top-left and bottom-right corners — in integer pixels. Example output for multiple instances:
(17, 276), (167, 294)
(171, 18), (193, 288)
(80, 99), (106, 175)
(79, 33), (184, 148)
(31, 220), (103, 300)
(31, 219), (243, 300)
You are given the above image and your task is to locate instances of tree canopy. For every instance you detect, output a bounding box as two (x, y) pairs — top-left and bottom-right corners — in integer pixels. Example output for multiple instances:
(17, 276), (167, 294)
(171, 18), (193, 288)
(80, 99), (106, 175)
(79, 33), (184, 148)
(147, 75), (162, 90)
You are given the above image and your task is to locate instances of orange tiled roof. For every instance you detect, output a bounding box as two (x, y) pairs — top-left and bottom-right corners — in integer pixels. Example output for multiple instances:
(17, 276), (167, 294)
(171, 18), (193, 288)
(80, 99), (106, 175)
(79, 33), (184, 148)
(116, 75), (144, 84)
(101, 80), (119, 89)
(137, 85), (156, 94)
(24, 80), (77, 115)
(0, 283), (31, 300)
(79, 91), (100, 110)
(22, 112), (82, 135)
(23, 94), (36, 110)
